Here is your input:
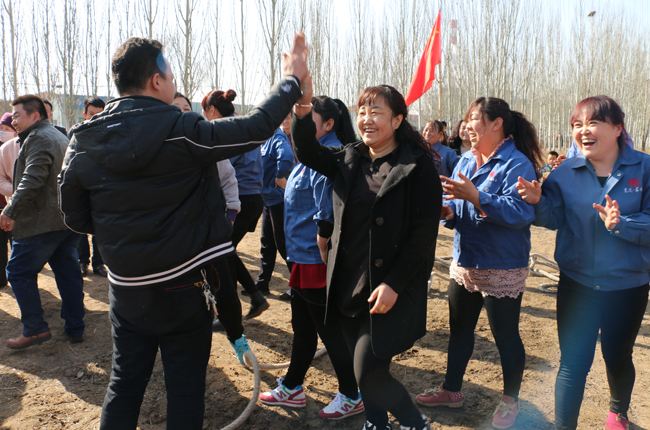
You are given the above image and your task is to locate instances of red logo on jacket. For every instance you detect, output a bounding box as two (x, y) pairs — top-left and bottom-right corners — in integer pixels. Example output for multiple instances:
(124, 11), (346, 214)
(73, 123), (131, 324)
(628, 178), (640, 187)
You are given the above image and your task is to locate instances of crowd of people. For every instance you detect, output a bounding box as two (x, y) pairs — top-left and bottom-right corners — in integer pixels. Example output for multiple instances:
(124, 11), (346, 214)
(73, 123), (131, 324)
(0, 32), (647, 430)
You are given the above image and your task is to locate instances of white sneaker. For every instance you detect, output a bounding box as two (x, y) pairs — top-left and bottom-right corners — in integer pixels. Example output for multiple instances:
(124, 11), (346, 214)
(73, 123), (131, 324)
(319, 391), (365, 419)
(259, 377), (306, 408)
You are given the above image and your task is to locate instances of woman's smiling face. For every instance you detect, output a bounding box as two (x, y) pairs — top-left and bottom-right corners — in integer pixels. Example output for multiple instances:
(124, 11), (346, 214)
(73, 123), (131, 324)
(572, 112), (621, 162)
(356, 96), (401, 152)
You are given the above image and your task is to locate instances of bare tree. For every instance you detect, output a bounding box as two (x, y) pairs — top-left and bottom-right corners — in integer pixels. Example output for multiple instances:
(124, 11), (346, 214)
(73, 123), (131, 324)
(232, 0), (247, 113)
(42, 0), (58, 101)
(83, 0), (101, 97)
(105, 1), (113, 99)
(2, 0), (19, 100)
(27, 7), (42, 96)
(294, 0), (308, 33)
(55, 0), (79, 128)
(205, 2), (220, 91)
(256, 0), (288, 88)
(1, 10), (7, 112)
(138, 0), (159, 39)
(170, 0), (204, 100)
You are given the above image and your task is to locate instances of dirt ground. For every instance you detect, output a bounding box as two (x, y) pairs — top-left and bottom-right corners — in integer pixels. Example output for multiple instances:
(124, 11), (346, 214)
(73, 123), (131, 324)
(0, 224), (648, 430)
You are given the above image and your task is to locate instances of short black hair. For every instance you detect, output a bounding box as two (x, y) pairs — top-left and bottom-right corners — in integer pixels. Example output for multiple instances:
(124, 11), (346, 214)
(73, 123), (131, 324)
(174, 92), (191, 108)
(83, 97), (106, 114)
(42, 99), (53, 110)
(111, 37), (166, 95)
(12, 95), (47, 120)
(549, 150), (559, 157)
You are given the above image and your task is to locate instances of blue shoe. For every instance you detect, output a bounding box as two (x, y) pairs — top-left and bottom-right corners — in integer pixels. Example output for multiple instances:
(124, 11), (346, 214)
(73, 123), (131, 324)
(230, 335), (251, 366)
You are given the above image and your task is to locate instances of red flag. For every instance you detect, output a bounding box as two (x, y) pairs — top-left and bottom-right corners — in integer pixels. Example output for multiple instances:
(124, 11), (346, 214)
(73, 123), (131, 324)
(404, 11), (442, 106)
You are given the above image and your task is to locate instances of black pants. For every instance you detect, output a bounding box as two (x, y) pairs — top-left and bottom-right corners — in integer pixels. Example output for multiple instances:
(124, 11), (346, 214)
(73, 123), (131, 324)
(100, 277), (212, 430)
(230, 194), (264, 295)
(554, 273), (649, 430)
(444, 279), (525, 399)
(0, 227), (8, 286)
(256, 202), (292, 289)
(338, 310), (425, 429)
(283, 290), (358, 399)
(77, 234), (103, 267)
(210, 258), (243, 342)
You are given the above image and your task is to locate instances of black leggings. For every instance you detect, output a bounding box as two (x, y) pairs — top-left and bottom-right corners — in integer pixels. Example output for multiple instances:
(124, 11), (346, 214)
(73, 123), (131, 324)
(209, 258), (243, 343)
(256, 202), (292, 289)
(338, 310), (425, 429)
(444, 279), (525, 399)
(229, 194), (264, 295)
(283, 290), (358, 399)
(554, 274), (649, 430)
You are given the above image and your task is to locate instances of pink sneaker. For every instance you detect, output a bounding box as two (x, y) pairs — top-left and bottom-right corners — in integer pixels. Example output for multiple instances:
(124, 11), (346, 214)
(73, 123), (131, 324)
(416, 383), (464, 408)
(492, 397), (519, 429)
(604, 412), (630, 430)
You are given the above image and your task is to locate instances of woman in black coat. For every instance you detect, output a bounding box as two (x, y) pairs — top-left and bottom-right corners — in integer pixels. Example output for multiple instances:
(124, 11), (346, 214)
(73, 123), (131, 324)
(291, 80), (442, 430)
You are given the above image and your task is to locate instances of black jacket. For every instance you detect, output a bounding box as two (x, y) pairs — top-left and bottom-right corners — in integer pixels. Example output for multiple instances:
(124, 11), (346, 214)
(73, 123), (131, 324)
(292, 113), (443, 358)
(3, 120), (69, 240)
(59, 77), (302, 287)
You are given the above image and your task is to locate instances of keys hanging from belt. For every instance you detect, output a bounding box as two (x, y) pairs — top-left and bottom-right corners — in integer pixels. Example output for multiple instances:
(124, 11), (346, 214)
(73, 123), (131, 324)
(198, 269), (217, 315)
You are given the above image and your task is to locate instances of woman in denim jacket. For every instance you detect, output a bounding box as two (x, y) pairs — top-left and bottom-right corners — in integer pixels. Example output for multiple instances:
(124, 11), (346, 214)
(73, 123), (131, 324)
(417, 97), (543, 430)
(517, 96), (650, 430)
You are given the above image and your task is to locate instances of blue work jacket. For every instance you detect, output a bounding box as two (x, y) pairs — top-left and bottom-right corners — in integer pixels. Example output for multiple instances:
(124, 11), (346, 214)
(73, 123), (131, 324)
(260, 128), (295, 206)
(230, 147), (263, 196)
(284, 132), (341, 264)
(442, 138), (536, 269)
(432, 141), (459, 177)
(534, 145), (650, 290)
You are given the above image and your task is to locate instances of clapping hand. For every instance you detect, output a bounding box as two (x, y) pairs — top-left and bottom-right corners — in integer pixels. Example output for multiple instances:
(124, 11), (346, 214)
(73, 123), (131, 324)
(515, 176), (542, 204)
(440, 173), (480, 208)
(593, 195), (620, 230)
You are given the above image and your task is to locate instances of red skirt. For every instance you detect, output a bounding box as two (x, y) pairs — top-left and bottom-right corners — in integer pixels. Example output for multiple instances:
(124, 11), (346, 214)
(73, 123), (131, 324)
(289, 263), (327, 289)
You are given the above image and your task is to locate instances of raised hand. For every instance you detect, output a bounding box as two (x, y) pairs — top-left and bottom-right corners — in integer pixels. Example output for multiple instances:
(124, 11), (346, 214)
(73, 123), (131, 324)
(515, 176), (542, 204)
(440, 173), (480, 208)
(293, 75), (313, 118)
(593, 195), (620, 230)
(282, 32), (309, 85)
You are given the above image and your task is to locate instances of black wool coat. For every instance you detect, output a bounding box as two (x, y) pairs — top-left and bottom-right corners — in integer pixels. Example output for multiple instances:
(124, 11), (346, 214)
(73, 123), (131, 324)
(291, 113), (443, 358)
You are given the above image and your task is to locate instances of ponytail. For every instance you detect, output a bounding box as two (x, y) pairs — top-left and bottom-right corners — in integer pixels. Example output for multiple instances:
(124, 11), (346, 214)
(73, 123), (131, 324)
(509, 110), (543, 173)
(466, 97), (543, 172)
(312, 96), (358, 145)
(332, 99), (357, 145)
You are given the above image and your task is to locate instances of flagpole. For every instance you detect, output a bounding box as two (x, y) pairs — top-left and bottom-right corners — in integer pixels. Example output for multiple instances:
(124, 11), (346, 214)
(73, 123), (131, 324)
(418, 98), (421, 131)
(438, 6), (442, 121)
(438, 65), (442, 121)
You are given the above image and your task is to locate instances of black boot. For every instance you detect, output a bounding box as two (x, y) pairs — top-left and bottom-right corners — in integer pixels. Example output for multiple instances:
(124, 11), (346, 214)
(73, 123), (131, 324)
(244, 291), (270, 320)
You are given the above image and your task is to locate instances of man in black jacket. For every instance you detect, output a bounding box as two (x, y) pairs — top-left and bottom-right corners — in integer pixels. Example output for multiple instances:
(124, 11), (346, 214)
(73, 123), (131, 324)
(58, 36), (308, 429)
(3, 95), (84, 350)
